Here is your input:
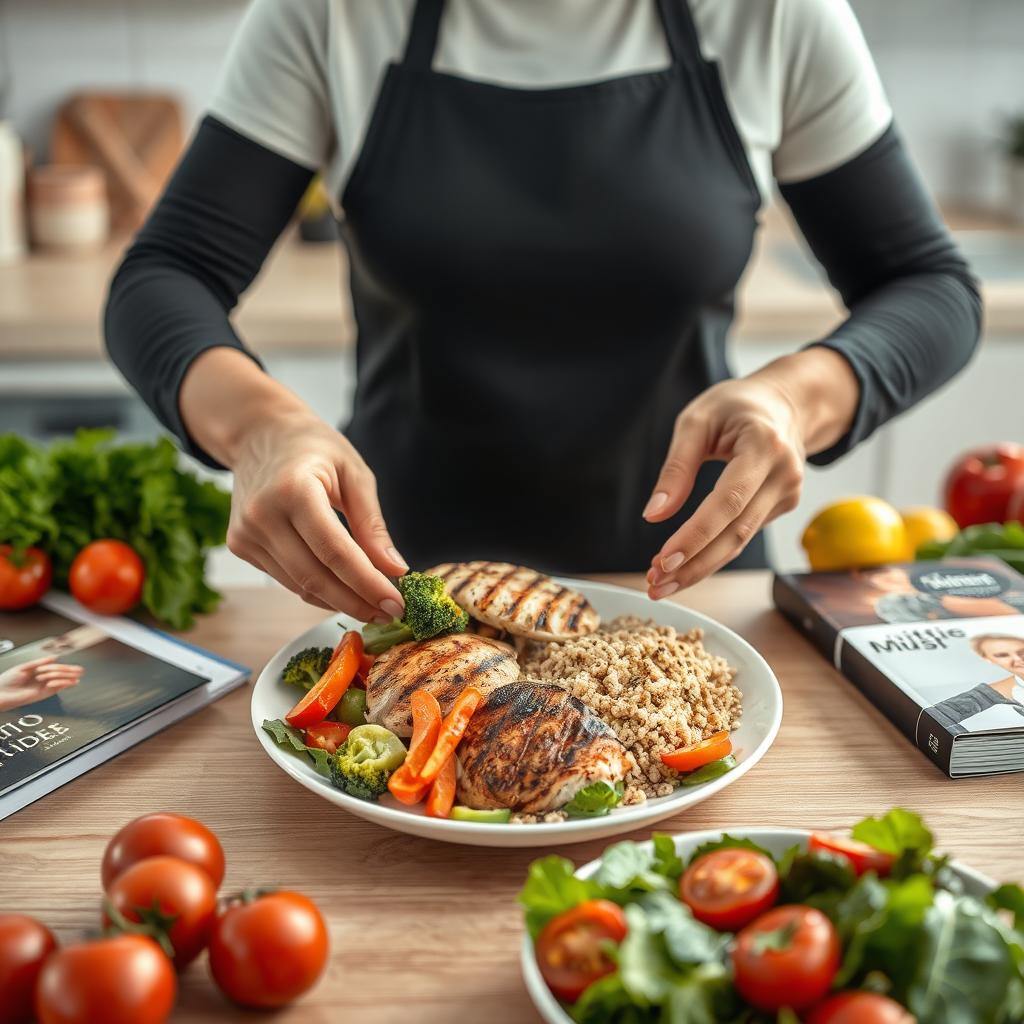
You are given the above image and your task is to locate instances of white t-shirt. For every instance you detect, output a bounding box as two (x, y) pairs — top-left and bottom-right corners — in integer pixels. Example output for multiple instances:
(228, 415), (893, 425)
(210, 0), (892, 205)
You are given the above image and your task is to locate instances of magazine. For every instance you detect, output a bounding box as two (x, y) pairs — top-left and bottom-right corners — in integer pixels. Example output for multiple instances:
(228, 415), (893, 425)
(0, 592), (248, 819)
(773, 557), (1024, 778)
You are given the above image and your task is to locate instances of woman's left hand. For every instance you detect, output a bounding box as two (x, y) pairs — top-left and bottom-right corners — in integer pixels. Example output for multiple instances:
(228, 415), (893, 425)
(643, 349), (859, 598)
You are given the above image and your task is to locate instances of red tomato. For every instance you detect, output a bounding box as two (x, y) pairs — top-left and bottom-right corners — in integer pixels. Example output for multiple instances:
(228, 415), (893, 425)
(809, 833), (895, 877)
(34, 935), (176, 1024)
(679, 849), (780, 931)
(69, 540), (145, 616)
(806, 992), (916, 1024)
(536, 900), (628, 1003)
(102, 812), (225, 889)
(209, 891), (328, 1009)
(1009, 483), (1024, 523)
(944, 444), (1024, 528)
(104, 855), (218, 968)
(660, 731), (733, 773)
(304, 721), (351, 753)
(0, 914), (58, 1024)
(732, 905), (841, 1012)
(0, 546), (53, 611)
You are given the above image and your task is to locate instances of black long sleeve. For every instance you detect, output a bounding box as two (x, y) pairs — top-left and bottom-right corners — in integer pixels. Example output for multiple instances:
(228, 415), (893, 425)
(104, 115), (314, 467)
(779, 124), (983, 465)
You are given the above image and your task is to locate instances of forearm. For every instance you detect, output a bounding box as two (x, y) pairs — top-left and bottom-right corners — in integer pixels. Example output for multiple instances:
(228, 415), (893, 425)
(178, 348), (314, 468)
(748, 347), (860, 458)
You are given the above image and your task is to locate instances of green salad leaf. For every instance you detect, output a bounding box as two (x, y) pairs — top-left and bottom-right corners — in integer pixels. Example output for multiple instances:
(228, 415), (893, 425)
(990, 883), (1024, 930)
(0, 429), (230, 628)
(519, 856), (605, 939)
(261, 718), (334, 777)
(687, 834), (774, 866)
(779, 850), (857, 906)
(651, 834), (684, 881)
(565, 781), (625, 818)
(851, 808), (934, 860)
(679, 755), (737, 787)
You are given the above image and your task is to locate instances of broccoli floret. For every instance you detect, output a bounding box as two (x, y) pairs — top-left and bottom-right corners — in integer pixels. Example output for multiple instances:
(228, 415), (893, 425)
(281, 646), (333, 689)
(329, 724), (407, 801)
(362, 571), (469, 654)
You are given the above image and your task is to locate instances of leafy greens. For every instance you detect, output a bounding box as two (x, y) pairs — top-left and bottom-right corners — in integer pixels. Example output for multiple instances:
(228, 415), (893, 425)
(0, 430), (230, 628)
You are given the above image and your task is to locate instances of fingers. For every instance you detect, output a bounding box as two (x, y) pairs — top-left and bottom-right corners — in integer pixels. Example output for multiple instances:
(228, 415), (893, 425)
(35, 665), (84, 685)
(262, 526), (387, 622)
(647, 461), (802, 598)
(289, 486), (404, 618)
(337, 462), (410, 578)
(16, 656), (58, 672)
(649, 444), (772, 581)
(643, 412), (711, 523)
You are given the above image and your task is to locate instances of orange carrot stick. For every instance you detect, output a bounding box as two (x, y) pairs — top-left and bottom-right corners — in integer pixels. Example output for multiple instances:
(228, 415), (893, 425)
(425, 754), (456, 818)
(388, 689), (442, 804)
(416, 685), (482, 785)
(285, 632), (361, 729)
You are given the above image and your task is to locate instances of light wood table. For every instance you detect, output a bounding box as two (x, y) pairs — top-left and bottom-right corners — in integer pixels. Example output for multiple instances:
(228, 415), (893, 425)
(2, 573), (1019, 1022)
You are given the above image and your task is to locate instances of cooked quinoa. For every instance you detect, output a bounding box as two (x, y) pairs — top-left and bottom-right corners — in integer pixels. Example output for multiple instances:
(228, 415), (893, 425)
(520, 616), (741, 798)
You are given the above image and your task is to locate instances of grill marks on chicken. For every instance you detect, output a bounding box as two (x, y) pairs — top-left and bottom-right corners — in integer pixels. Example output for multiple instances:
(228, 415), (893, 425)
(427, 561), (600, 641)
(456, 683), (633, 813)
(365, 633), (519, 737)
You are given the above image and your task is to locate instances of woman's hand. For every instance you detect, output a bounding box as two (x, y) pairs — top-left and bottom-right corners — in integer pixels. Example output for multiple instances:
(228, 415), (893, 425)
(180, 349), (408, 622)
(0, 656), (83, 712)
(644, 348), (859, 598)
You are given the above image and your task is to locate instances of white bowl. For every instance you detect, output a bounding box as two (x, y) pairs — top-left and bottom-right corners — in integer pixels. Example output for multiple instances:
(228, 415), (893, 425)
(521, 827), (997, 1024)
(251, 578), (783, 847)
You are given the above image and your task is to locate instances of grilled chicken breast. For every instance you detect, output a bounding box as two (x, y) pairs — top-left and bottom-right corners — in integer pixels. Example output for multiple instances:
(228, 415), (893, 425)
(456, 682), (634, 813)
(365, 633), (519, 737)
(427, 561), (600, 642)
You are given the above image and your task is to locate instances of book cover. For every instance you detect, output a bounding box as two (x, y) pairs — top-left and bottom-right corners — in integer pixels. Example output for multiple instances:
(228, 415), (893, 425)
(773, 558), (1024, 777)
(0, 594), (247, 812)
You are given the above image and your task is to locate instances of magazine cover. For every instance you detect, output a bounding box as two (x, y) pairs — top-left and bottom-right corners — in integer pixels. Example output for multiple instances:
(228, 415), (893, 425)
(0, 594), (247, 809)
(774, 558), (1024, 776)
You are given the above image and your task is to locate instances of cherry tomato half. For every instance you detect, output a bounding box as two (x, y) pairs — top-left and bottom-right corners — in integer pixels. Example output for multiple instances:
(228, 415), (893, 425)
(304, 721), (352, 753)
(732, 905), (841, 1012)
(69, 540), (145, 616)
(102, 812), (225, 889)
(660, 731), (732, 773)
(809, 833), (896, 878)
(35, 935), (176, 1024)
(680, 848), (780, 931)
(807, 992), (916, 1024)
(104, 855), (218, 968)
(0, 914), (58, 1024)
(0, 545), (53, 611)
(209, 891), (329, 1009)
(536, 899), (628, 1004)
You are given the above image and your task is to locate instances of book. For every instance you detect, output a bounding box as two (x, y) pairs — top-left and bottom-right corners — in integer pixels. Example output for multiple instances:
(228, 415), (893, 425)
(0, 592), (248, 819)
(773, 557), (1024, 778)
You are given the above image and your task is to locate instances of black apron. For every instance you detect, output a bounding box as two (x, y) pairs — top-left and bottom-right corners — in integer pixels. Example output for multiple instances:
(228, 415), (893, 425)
(339, 0), (764, 574)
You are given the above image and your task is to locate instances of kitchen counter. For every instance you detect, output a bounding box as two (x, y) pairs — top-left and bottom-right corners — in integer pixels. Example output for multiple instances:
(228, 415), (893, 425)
(1, 206), (1021, 361)
(1, 572), (1018, 1024)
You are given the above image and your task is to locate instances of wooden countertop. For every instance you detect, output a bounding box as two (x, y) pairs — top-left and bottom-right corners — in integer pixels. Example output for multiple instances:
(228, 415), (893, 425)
(1, 572), (1019, 1023)
(2, 206), (1021, 360)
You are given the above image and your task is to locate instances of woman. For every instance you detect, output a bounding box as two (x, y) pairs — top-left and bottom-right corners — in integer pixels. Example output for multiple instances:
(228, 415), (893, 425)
(105, 0), (981, 625)
(970, 633), (1024, 705)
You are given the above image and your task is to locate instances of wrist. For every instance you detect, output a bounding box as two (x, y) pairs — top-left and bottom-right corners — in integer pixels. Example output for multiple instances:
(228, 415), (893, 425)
(752, 347), (860, 455)
(179, 348), (312, 468)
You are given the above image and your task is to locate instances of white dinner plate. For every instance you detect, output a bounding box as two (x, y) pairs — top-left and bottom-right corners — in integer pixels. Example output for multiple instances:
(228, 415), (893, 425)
(521, 827), (997, 1024)
(251, 578), (783, 847)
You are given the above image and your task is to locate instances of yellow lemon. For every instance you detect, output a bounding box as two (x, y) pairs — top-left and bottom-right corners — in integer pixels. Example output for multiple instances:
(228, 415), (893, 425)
(801, 496), (909, 571)
(900, 506), (959, 556)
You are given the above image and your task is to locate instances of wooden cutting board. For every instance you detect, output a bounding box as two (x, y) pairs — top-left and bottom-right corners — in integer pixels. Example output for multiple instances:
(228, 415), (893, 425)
(50, 91), (184, 233)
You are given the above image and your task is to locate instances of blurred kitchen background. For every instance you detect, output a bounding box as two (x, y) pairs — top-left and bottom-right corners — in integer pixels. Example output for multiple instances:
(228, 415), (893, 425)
(1, 0), (1022, 582)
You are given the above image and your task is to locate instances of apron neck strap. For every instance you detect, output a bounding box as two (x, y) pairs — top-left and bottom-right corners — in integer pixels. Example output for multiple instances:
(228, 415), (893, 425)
(403, 0), (444, 70)
(656, 0), (703, 69)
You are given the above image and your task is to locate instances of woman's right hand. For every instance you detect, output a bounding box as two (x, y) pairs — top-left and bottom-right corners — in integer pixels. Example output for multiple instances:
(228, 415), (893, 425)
(180, 348), (408, 623)
(226, 407), (408, 622)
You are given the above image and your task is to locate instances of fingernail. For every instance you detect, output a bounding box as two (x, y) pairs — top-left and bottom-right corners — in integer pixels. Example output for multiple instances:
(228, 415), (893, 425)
(643, 492), (669, 519)
(386, 546), (409, 572)
(652, 581), (680, 600)
(371, 614), (392, 625)
(661, 552), (685, 573)
(379, 598), (404, 620)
